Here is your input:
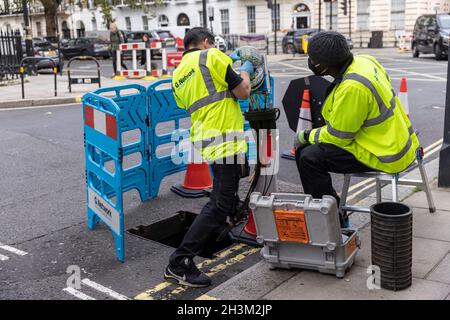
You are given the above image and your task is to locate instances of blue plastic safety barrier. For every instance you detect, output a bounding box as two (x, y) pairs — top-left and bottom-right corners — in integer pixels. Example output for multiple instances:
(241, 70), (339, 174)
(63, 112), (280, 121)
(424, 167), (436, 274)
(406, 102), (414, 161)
(147, 79), (190, 198)
(83, 84), (149, 262)
(82, 77), (274, 261)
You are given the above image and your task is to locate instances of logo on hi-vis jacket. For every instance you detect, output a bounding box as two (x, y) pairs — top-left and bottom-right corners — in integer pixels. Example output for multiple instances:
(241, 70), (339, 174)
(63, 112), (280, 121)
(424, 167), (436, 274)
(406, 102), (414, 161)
(174, 68), (196, 89)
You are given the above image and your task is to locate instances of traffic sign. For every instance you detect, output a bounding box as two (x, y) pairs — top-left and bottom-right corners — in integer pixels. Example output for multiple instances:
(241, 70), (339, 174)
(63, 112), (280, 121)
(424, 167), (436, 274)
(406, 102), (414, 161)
(167, 52), (183, 67)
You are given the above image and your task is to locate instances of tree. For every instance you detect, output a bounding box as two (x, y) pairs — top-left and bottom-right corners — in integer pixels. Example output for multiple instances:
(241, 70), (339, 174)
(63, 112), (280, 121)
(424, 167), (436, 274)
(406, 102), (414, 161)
(28, 0), (63, 37)
(30, 0), (165, 37)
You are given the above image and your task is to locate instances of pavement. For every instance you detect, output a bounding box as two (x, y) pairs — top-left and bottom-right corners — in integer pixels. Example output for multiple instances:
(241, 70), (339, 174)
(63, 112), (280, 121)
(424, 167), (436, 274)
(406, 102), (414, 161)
(0, 47), (448, 300)
(199, 158), (450, 300)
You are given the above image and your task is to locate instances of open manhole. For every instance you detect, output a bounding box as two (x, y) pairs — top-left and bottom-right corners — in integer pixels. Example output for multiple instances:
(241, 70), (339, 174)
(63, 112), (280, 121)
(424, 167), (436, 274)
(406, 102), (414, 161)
(128, 211), (234, 259)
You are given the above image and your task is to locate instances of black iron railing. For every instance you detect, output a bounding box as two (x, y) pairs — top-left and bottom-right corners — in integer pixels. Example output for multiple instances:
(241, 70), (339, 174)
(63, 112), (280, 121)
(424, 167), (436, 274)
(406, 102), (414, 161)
(0, 29), (23, 82)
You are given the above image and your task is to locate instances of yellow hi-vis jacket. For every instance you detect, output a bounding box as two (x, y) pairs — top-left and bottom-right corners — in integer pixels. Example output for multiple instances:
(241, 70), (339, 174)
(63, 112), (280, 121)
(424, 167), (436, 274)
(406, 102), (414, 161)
(308, 55), (420, 173)
(172, 48), (247, 162)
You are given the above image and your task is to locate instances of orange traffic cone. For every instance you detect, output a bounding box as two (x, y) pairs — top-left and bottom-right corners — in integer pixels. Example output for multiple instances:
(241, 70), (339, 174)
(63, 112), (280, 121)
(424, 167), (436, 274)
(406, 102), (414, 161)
(171, 163), (213, 198)
(282, 89), (313, 160)
(399, 78), (410, 117)
(244, 209), (257, 236)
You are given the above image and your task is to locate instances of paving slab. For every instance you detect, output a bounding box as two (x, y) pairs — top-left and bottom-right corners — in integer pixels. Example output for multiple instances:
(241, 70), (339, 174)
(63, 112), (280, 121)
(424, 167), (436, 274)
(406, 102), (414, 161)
(355, 226), (450, 279)
(263, 266), (450, 300)
(412, 208), (450, 242)
(405, 189), (450, 212)
(427, 253), (450, 284)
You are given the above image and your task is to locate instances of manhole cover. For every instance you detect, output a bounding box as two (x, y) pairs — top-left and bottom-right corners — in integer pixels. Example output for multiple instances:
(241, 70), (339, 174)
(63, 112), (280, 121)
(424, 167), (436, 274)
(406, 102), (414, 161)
(128, 211), (234, 259)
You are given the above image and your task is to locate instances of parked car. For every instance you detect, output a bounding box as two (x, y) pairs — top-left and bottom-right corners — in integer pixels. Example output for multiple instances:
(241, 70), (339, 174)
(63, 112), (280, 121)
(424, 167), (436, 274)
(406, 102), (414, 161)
(122, 29), (177, 59)
(215, 35), (227, 52)
(412, 13), (450, 60)
(22, 39), (64, 73)
(282, 29), (319, 54)
(60, 37), (111, 59)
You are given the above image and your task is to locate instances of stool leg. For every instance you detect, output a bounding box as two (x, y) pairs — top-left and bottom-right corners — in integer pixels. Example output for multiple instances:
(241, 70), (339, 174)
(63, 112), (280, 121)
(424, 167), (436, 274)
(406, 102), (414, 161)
(392, 175), (399, 202)
(375, 178), (382, 203)
(418, 159), (436, 213)
(340, 174), (351, 212)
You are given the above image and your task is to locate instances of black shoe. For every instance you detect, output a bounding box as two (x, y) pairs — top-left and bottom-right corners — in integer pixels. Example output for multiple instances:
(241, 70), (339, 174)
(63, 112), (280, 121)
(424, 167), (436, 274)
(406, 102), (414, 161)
(164, 258), (211, 288)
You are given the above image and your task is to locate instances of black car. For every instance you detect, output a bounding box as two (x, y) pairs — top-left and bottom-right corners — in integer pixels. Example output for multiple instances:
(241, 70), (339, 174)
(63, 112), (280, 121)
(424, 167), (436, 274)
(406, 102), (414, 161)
(60, 37), (111, 59)
(122, 29), (177, 59)
(282, 29), (319, 54)
(412, 14), (450, 60)
(22, 39), (64, 72)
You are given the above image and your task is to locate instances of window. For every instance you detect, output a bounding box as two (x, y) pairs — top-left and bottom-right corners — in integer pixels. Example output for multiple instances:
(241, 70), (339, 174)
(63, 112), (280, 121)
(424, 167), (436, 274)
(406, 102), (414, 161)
(326, 1), (337, 30)
(271, 3), (280, 31)
(92, 17), (97, 31)
(220, 9), (229, 35)
(125, 17), (132, 31)
(247, 6), (256, 33)
(158, 15), (169, 27)
(142, 16), (149, 30)
(391, 0), (405, 30)
(357, 0), (370, 31)
(177, 13), (190, 26)
(36, 21), (42, 37)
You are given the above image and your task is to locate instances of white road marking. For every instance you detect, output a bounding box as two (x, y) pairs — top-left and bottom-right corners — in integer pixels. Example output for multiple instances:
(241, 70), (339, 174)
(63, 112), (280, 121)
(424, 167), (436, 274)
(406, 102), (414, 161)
(81, 278), (130, 300)
(276, 61), (312, 72)
(0, 253), (9, 261)
(0, 243), (28, 256)
(384, 67), (447, 81)
(63, 287), (96, 300)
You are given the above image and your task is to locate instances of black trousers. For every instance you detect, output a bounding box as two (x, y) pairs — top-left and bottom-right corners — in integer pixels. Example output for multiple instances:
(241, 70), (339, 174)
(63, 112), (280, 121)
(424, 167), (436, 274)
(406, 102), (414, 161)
(170, 162), (240, 265)
(112, 50), (128, 74)
(295, 143), (374, 203)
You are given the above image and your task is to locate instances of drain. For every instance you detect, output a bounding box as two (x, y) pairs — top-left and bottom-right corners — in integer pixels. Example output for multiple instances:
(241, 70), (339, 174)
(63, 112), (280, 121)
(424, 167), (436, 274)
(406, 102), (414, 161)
(128, 211), (234, 259)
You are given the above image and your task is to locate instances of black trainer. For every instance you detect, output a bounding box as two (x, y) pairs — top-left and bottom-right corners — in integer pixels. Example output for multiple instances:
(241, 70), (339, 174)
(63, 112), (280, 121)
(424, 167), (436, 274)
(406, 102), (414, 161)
(164, 258), (212, 288)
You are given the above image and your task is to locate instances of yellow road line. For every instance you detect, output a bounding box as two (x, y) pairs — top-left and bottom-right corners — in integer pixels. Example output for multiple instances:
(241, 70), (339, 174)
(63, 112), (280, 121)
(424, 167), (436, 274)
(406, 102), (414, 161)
(134, 243), (247, 300)
(196, 294), (218, 300)
(162, 247), (261, 300)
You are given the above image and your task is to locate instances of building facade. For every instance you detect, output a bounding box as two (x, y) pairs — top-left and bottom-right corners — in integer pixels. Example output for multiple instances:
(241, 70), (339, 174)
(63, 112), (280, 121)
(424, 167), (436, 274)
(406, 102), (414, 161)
(0, 0), (449, 47)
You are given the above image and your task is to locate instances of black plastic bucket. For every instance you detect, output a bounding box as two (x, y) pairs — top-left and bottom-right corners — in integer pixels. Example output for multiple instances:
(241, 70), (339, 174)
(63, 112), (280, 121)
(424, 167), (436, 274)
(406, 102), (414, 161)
(370, 202), (413, 291)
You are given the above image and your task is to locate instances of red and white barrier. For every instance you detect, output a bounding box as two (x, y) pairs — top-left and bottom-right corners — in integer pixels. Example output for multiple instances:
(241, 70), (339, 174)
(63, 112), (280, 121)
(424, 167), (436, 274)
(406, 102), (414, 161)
(115, 41), (169, 79)
(84, 105), (117, 140)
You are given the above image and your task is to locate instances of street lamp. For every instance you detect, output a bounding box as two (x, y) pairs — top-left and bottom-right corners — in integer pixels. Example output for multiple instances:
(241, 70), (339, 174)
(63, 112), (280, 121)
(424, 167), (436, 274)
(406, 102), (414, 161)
(22, 0), (33, 57)
(202, 0), (207, 29)
(208, 7), (214, 33)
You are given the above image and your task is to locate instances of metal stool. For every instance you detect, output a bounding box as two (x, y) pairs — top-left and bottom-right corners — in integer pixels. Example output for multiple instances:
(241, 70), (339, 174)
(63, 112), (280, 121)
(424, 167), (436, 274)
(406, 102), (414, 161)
(340, 149), (436, 214)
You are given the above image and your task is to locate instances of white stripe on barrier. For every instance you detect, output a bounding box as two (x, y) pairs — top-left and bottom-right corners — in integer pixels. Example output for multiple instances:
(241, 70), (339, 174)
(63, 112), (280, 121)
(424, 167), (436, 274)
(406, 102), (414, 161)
(0, 243), (27, 256)
(82, 278), (130, 300)
(93, 108), (107, 136)
(63, 287), (96, 300)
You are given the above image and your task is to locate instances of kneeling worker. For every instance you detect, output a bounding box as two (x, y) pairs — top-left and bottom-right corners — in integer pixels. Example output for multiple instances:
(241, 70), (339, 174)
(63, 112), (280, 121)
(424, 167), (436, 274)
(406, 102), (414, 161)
(165, 27), (255, 287)
(294, 31), (419, 225)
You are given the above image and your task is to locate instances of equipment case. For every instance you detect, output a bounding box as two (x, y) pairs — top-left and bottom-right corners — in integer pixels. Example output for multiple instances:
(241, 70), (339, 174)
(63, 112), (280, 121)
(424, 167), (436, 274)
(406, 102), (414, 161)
(249, 193), (360, 278)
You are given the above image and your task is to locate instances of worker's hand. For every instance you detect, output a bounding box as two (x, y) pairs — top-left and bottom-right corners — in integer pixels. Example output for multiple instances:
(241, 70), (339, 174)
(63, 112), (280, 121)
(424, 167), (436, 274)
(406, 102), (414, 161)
(240, 61), (254, 76)
(229, 49), (240, 62)
(293, 130), (308, 149)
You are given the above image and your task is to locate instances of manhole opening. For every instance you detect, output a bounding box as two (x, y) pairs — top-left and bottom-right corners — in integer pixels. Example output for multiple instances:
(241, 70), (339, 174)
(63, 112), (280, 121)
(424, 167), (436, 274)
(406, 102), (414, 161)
(128, 211), (234, 259)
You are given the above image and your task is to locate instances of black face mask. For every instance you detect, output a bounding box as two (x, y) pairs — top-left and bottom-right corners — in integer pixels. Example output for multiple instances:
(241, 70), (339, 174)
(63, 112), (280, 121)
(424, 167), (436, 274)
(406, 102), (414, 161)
(308, 58), (327, 76)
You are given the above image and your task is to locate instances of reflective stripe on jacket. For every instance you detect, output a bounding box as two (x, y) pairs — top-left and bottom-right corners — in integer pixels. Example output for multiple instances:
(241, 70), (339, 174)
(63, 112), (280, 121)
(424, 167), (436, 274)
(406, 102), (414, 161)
(172, 48), (247, 162)
(308, 55), (420, 173)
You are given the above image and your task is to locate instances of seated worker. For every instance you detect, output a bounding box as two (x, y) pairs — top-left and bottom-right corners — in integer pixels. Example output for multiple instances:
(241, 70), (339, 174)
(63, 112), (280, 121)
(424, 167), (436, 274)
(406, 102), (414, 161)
(165, 27), (255, 287)
(293, 31), (419, 226)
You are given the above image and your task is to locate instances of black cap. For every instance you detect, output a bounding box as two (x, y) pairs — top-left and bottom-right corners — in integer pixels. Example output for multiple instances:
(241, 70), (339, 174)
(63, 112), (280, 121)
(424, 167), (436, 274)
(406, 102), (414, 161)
(308, 31), (352, 67)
